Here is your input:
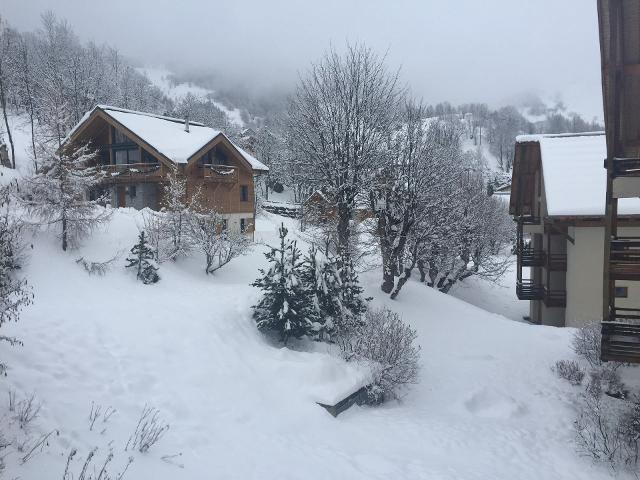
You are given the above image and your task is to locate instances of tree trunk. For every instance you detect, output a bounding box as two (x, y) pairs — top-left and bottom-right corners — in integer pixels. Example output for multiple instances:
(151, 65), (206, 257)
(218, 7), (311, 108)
(336, 201), (351, 260)
(62, 216), (68, 251)
(0, 69), (15, 169)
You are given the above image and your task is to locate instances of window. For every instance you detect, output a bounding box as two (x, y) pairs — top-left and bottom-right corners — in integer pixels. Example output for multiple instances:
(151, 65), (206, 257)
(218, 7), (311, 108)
(240, 218), (246, 233)
(142, 150), (159, 165)
(128, 185), (137, 198)
(615, 286), (628, 298)
(222, 219), (228, 231)
(240, 185), (249, 202)
(200, 151), (212, 166)
(114, 148), (140, 165)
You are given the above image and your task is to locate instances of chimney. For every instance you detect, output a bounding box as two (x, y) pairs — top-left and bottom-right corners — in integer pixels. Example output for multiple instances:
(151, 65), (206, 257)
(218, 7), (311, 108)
(184, 116), (190, 133)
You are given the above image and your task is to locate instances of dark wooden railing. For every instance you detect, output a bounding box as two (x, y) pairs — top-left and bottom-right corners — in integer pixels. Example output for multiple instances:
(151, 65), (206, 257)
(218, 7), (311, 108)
(516, 280), (545, 300)
(547, 253), (568, 271)
(610, 237), (640, 280)
(607, 157), (640, 177)
(544, 289), (567, 308)
(201, 165), (237, 183)
(520, 215), (540, 225)
(518, 246), (546, 267)
(101, 163), (162, 179)
(601, 321), (640, 363)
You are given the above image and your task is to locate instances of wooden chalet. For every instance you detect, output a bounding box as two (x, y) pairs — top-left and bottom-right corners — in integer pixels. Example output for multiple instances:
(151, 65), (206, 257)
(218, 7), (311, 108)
(598, 0), (640, 362)
(63, 105), (268, 233)
(510, 132), (640, 327)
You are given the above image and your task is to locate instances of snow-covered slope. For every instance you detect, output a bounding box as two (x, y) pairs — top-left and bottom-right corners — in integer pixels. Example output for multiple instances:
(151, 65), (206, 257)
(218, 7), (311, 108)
(0, 205), (627, 480)
(0, 114), (627, 480)
(138, 67), (245, 127)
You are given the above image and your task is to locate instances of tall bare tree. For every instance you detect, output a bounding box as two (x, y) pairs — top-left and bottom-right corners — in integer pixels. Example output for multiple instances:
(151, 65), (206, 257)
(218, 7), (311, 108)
(287, 43), (402, 259)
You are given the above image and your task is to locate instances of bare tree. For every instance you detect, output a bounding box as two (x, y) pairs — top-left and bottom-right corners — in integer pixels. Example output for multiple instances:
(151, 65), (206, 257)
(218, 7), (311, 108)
(189, 210), (250, 274)
(287, 43), (402, 259)
(0, 19), (18, 168)
(160, 165), (202, 260)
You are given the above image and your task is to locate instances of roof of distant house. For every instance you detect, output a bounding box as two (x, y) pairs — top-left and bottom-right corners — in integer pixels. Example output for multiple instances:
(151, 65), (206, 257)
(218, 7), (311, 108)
(64, 105), (268, 172)
(515, 132), (640, 216)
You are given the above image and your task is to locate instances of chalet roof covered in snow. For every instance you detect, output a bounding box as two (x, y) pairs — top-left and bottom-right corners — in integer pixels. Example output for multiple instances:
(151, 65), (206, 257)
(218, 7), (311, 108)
(64, 105), (268, 172)
(516, 132), (640, 216)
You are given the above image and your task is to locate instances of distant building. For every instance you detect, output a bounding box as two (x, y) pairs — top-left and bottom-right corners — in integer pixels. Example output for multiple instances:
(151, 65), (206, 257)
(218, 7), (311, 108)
(63, 105), (268, 233)
(510, 132), (640, 327)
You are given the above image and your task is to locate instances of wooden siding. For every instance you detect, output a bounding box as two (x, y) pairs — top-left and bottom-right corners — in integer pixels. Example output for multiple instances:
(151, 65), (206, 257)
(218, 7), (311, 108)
(68, 113), (257, 224)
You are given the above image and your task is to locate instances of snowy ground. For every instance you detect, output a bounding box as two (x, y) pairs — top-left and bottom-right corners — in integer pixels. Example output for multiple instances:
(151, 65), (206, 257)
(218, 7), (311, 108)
(0, 116), (626, 479)
(0, 207), (627, 480)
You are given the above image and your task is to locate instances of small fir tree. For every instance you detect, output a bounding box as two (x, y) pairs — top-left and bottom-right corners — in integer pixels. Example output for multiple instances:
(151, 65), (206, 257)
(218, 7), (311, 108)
(337, 253), (369, 331)
(252, 224), (317, 344)
(301, 245), (344, 340)
(126, 231), (160, 284)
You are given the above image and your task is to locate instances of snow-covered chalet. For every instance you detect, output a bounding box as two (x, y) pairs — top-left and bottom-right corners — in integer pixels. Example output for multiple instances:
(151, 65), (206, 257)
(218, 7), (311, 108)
(63, 105), (268, 233)
(510, 132), (640, 327)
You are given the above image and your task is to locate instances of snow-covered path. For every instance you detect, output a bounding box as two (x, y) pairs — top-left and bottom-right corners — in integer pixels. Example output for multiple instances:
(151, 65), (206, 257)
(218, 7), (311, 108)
(0, 210), (621, 479)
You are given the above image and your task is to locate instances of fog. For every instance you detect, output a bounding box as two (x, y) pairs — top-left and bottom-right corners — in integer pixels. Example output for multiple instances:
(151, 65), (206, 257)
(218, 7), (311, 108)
(3, 0), (603, 119)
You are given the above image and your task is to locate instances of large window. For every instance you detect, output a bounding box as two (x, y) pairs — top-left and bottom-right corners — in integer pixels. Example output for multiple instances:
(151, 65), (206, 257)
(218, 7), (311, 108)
(115, 148), (141, 165)
(199, 147), (230, 166)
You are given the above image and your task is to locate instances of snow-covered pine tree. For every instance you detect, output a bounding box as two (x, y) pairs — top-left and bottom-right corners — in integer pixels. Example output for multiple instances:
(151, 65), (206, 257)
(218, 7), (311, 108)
(337, 253), (368, 331)
(252, 224), (317, 344)
(126, 231), (159, 284)
(301, 245), (344, 340)
(24, 142), (110, 251)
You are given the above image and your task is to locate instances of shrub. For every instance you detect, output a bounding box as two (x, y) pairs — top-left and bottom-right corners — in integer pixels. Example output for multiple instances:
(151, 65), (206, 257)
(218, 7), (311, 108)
(339, 308), (420, 401)
(271, 181), (284, 194)
(552, 360), (585, 386)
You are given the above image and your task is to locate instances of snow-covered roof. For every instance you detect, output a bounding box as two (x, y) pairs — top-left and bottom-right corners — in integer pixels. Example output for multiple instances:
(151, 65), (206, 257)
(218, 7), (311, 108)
(65, 105), (268, 172)
(516, 132), (640, 216)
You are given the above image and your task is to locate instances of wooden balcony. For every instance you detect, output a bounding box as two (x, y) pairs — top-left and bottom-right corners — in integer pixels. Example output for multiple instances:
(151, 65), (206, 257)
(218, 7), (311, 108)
(601, 320), (640, 363)
(610, 237), (640, 280)
(516, 280), (545, 301)
(201, 165), (238, 183)
(101, 163), (163, 182)
(547, 253), (567, 271)
(518, 246), (545, 267)
(519, 215), (540, 225)
(607, 157), (640, 177)
(544, 289), (567, 308)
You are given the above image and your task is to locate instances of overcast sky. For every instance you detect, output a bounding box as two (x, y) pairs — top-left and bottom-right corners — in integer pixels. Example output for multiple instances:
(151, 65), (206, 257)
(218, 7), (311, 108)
(3, 0), (603, 120)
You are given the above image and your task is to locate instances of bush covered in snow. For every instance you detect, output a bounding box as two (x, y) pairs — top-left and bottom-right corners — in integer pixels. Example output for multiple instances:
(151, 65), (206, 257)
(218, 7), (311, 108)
(552, 360), (585, 386)
(339, 308), (420, 400)
(0, 186), (32, 375)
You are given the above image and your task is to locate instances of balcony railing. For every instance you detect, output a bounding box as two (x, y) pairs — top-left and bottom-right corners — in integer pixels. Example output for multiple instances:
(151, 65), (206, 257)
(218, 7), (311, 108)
(101, 163), (162, 180)
(601, 320), (640, 363)
(518, 246), (545, 267)
(201, 165), (238, 183)
(607, 157), (640, 177)
(516, 280), (545, 300)
(544, 289), (567, 308)
(610, 237), (640, 280)
(547, 253), (567, 271)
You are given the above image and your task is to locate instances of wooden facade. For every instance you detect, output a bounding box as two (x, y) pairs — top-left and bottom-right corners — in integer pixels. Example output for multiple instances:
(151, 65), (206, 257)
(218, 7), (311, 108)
(63, 106), (267, 233)
(598, 0), (640, 362)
